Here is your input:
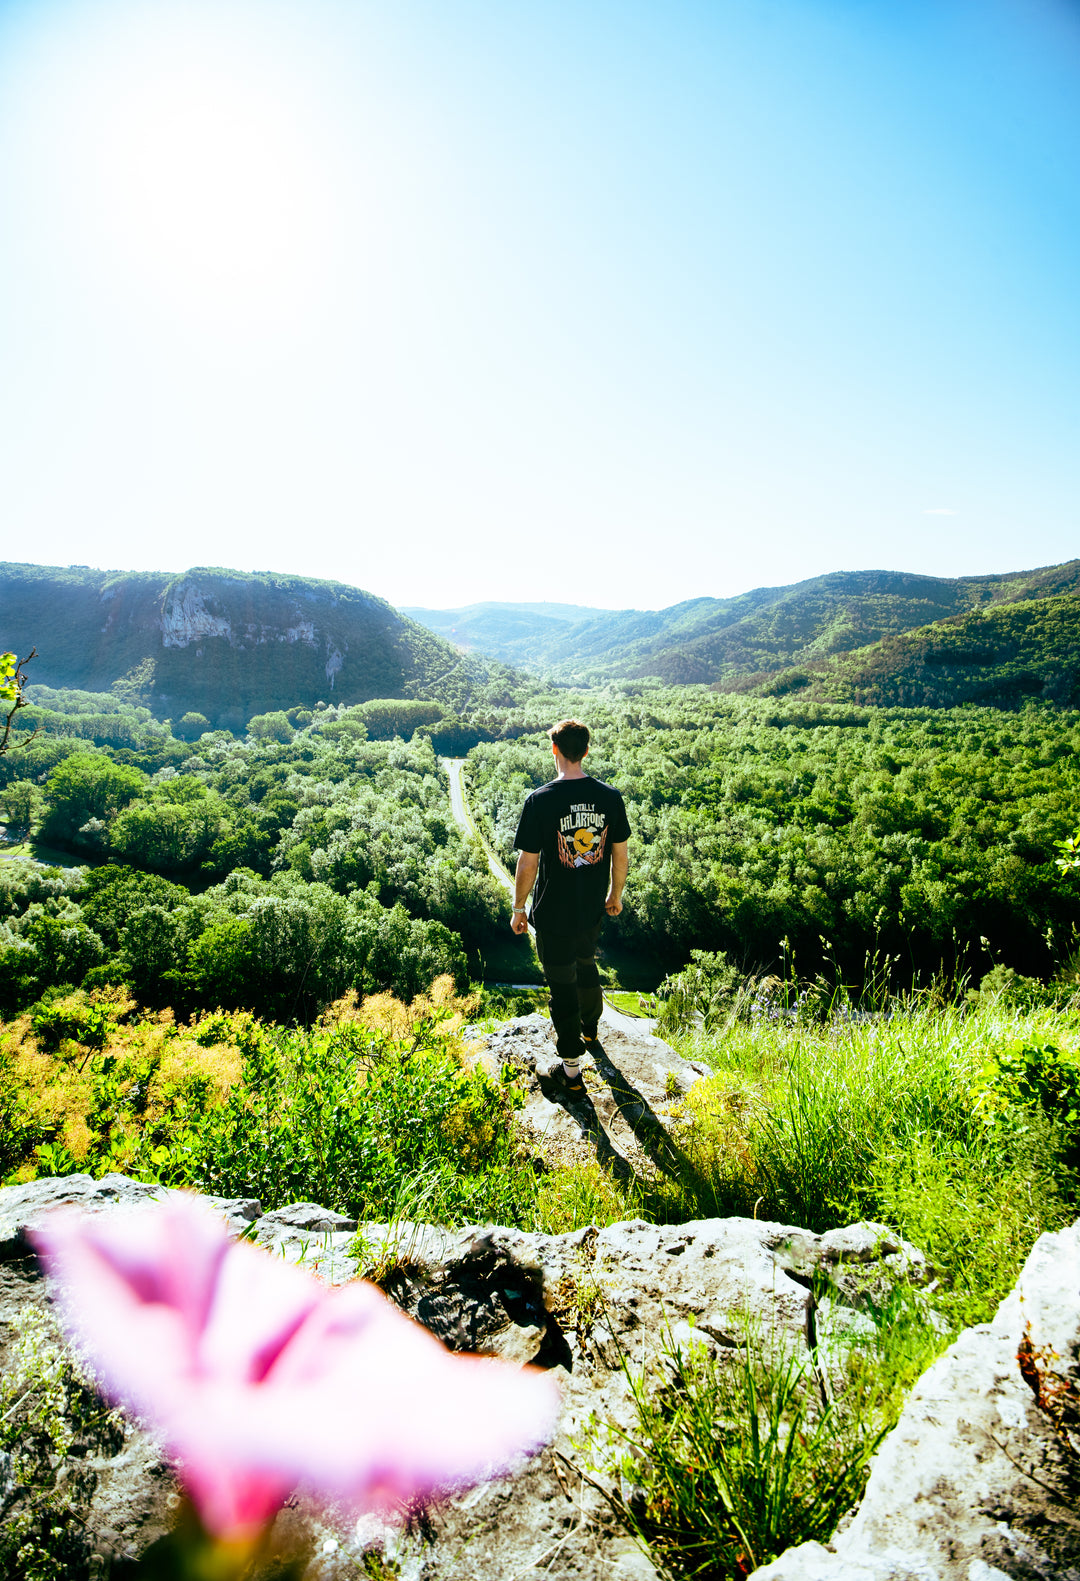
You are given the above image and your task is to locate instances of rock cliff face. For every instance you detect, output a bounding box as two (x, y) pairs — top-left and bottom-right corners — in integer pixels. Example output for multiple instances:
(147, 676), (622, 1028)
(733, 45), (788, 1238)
(0, 562), (483, 726)
(750, 1218), (1080, 1581)
(0, 1172), (930, 1581)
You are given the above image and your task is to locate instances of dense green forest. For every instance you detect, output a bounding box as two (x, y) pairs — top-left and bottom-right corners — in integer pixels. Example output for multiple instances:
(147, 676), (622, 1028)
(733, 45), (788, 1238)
(465, 687), (1080, 986)
(2, 675), (1078, 1015)
(0, 688), (525, 1017)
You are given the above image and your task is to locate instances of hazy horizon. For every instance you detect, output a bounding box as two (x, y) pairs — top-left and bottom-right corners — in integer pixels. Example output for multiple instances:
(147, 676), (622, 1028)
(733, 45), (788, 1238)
(5, 549), (1078, 623)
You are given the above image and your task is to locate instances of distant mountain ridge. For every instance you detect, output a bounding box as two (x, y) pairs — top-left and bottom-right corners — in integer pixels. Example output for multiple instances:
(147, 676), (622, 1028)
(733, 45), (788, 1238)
(406, 562), (1080, 700)
(7, 559), (1078, 726)
(0, 563), (493, 728)
(400, 600), (614, 658)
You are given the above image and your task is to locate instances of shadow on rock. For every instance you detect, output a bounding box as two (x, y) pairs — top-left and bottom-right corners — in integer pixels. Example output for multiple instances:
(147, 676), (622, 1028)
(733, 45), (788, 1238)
(587, 1039), (715, 1207)
(536, 1065), (640, 1188)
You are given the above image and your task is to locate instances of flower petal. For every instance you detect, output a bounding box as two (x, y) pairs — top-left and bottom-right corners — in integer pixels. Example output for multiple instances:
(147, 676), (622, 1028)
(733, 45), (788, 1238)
(32, 1195), (561, 1542)
(166, 1280), (561, 1508)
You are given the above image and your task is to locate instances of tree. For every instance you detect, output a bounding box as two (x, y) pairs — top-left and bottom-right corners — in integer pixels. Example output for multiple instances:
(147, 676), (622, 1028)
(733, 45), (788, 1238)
(77, 865), (185, 949)
(0, 779), (43, 834)
(247, 712), (294, 744)
(0, 649), (37, 754)
(110, 797), (224, 871)
(40, 754), (146, 846)
(351, 700), (441, 740)
(177, 712), (211, 742)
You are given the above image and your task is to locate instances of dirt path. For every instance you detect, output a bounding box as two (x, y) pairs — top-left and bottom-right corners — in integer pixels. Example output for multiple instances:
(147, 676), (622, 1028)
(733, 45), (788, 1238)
(442, 757), (514, 896)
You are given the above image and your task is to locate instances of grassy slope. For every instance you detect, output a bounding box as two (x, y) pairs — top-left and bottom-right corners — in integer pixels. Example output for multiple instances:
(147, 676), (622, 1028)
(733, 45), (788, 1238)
(727, 593), (1080, 709)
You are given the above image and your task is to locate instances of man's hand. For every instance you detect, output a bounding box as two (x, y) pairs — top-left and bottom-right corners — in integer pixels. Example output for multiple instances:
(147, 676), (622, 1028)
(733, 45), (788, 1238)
(605, 841), (628, 918)
(511, 850), (539, 934)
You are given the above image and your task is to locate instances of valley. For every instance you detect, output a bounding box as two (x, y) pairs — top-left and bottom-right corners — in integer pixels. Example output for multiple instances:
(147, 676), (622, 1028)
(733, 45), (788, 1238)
(2, 557), (1079, 1579)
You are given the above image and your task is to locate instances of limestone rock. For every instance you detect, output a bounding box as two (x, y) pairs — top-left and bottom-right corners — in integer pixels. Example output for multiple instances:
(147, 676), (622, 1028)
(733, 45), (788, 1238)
(470, 1010), (711, 1185)
(0, 1172), (262, 1258)
(0, 1173), (934, 1581)
(257, 1202), (358, 1235)
(751, 1218), (1080, 1581)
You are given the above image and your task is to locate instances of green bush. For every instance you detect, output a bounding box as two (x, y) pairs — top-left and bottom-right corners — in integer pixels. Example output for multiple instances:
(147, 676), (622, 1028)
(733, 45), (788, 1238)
(975, 1037), (1080, 1131)
(656, 951), (749, 1036)
(591, 1324), (889, 1581)
(30, 996), (111, 1052)
(147, 1016), (539, 1227)
(969, 965), (1049, 1010)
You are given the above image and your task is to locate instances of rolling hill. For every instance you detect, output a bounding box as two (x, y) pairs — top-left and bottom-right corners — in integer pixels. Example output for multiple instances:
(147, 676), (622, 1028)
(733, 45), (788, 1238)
(0, 563), (496, 728)
(761, 593), (1080, 710)
(406, 561), (1080, 699)
(400, 600), (613, 658)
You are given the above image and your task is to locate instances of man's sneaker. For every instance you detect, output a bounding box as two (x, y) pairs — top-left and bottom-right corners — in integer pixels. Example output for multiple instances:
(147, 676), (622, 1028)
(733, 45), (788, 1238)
(560, 1063), (585, 1096)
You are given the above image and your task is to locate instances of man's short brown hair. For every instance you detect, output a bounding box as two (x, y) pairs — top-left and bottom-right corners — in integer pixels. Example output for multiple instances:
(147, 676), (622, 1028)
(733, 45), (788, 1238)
(549, 718), (590, 763)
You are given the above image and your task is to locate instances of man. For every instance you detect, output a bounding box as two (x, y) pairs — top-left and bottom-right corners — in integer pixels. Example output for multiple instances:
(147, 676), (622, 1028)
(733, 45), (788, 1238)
(511, 719), (630, 1095)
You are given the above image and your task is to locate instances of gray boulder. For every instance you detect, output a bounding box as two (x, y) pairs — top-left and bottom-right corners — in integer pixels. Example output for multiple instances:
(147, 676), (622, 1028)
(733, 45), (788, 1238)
(0, 1171), (931, 1579)
(0, 1172), (261, 1258)
(750, 1218), (1080, 1581)
(467, 1010), (712, 1186)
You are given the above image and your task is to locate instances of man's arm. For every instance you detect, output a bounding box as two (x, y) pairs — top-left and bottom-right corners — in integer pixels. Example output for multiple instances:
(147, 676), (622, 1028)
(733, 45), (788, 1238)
(606, 840), (629, 915)
(511, 850), (539, 934)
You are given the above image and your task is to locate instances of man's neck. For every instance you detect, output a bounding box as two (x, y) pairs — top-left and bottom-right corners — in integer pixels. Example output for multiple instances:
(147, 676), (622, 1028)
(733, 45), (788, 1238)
(557, 766), (588, 780)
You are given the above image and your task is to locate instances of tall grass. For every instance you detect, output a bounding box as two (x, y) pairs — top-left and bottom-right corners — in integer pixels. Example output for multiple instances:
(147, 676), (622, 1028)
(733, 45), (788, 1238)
(593, 1328), (885, 1581)
(666, 998), (1080, 1325)
(588, 1280), (951, 1581)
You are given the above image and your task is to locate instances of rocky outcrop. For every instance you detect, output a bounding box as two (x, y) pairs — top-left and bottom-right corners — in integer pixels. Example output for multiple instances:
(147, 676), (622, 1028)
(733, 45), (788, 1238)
(159, 582), (234, 649)
(0, 562), (488, 724)
(750, 1219), (1080, 1581)
(465, 1011), (713, 1188)
(0, 1173), (931, 1580)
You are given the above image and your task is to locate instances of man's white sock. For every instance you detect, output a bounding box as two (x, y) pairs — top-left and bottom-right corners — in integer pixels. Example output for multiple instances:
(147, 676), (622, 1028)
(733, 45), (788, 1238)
(562, 1058), (581, 1079)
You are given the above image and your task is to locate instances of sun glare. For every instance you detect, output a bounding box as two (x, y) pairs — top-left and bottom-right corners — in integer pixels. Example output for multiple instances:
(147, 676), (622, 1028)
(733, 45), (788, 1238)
(17, 5), (337, 332)
(97, 72), (318, 308)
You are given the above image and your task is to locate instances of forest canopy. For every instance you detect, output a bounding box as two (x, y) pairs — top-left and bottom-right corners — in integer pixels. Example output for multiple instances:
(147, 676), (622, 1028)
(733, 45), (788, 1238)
(0, 678), (1078, 1013)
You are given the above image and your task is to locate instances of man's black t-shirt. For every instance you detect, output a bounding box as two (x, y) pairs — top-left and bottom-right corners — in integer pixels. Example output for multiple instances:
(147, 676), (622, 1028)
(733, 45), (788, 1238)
(514, 776), (631, 935)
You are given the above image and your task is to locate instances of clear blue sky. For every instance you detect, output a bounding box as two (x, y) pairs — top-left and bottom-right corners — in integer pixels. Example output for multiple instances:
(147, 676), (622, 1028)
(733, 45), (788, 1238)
(0, 0), (1078, 610)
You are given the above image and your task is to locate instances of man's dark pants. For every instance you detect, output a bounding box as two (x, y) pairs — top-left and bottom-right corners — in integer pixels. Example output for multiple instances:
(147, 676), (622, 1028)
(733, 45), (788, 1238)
(534, 922), (603, 1064)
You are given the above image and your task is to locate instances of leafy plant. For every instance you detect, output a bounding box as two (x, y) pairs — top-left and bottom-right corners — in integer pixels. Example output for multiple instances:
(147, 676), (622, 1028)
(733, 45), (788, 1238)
(588, 1324), (887, 1581)
(974, 1038), (1080, 1134)
(0, 1307), (124, 1581)
(0, 648), (37, 756)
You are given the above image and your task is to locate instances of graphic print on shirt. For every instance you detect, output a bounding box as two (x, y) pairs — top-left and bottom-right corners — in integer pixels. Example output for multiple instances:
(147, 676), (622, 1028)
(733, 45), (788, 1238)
(556, 802), (610, 869)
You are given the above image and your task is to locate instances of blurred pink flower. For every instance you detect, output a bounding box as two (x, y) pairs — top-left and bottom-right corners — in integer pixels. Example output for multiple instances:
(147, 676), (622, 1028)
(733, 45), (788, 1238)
(33, 1195), (560, 1541)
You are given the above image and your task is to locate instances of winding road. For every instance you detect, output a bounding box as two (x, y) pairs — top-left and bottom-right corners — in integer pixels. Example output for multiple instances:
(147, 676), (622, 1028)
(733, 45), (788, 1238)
(441, 757), (515, 897)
